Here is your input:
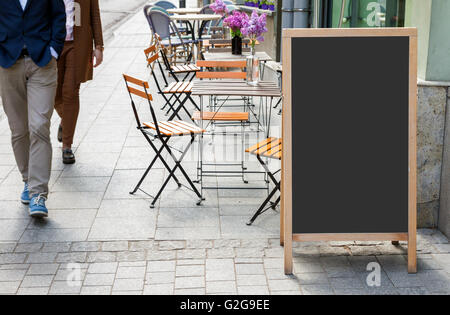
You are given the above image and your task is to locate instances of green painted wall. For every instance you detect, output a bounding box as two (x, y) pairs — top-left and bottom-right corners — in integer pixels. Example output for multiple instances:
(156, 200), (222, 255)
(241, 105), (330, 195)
(405, 0), (450, 81)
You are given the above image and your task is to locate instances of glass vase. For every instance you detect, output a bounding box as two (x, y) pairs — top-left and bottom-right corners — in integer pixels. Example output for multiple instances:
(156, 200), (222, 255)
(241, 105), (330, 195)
(246, 48), (260, 86)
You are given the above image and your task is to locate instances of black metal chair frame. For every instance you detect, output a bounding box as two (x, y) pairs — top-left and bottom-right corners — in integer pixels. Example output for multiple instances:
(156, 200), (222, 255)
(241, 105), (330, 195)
(123, 75), (204, 208)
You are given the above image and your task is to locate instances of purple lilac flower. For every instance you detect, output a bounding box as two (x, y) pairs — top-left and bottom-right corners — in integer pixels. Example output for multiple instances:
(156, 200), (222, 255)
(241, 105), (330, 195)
(241, 10), (268, 47)
(223, 11), (249, 37)
(210, 0), (229, 16)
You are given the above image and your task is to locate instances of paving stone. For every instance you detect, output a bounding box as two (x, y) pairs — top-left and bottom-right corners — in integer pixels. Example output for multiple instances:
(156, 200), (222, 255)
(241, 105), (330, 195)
(300, 285), (334, 295)
(26, 252), (56, 264)
(213, 239), (240, 248)
(17, 287), (49, 295)
(87, 252), (117, 263)
(174, 288), (205, 295)
(296, 273), (329, 285)
(235, 264), (264, 275)
(113, 278), (144, 291)
(176, 265), (204, 277)
(0, 269), (26, 281)
(387, 272), (424, 288)
(0, 281), (20, 294)
(27, 264), (59, 275)
(206, 259), (235, 281)
(14, 243), (43, 253)
(119, 261), (146, 267)
(102, 241), (129, 252)
(147, 261), (176, 272)
(56, 252), (87, 263)
(54, 268), (87, 282)
(81, 286), (111, 295)
(0, 243), (16, 254)
(0, 264), (29, 270)
(241, 239), (269, 248)
(235, 248), (264, 258)
(0, 253), (27, 264)
(21, 275), (54, 288)
(129, 241), (154, 251)
(177, 259), (205, 266)
(329, 277), (365, 289)
(263, 258), (283, 269)
(265, 268), (291, 280)
(146, 272), (175, 285)
(117, 251), (146, 262)
(264, 247), (284, 258)
(177, 249), (206, 260)
(116, 266), (146, 279)
(186, 240), (213, 249)
(175, 276), (205, 289)
(294, 261), (324, 274)
(237, 274), (267, 286)
(271, 290), (303, 295)
(206, 281), (236, 294)
(146, 250), (176, 261)
(143, 283), (174, 295)
(237, 285), (269, 295)
(396, 287), (432, 295)
(49, 281), (82, 294)
(41, 242), (71, 253)
(84, 273), (115, 286)
(158, 241), (186, 251)
(268, 279), (301, 291)
(71, 242), (101, 252)
(88, 262), (118, 274)
(207, 248), (235, 258)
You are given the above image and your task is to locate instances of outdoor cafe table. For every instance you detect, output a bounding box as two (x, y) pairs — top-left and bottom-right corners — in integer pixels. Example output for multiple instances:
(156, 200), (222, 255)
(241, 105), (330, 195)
(191, 80), (281, 138)
(167, 8), (203, 14)
(170, 14), (221, 41)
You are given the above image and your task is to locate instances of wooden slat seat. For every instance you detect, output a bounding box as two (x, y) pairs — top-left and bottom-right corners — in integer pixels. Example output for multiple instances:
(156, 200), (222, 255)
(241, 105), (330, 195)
(192, 111), (249, 122)
(246, 138), (282, 160)
(143, 120), (206, 136)
(163, 81), (193, 94)
(171, 64), (200, 73)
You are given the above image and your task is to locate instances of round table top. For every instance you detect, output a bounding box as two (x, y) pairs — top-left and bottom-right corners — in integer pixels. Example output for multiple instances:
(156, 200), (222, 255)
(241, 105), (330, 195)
(167, 8), (202, 14)
(170, 14), (221, 21)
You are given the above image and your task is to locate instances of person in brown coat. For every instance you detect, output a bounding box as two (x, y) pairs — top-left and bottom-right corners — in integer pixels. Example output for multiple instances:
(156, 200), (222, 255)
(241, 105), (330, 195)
(55, 0), (104, 164)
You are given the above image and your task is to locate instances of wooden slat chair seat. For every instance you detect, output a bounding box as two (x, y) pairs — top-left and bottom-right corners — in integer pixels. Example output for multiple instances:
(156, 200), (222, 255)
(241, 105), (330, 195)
(171, 64), (200, 73)
(163, 81), (194, 94)
(192, 111), (249, 122)
(246, 138), (282, 160)
(143, 120), (205, 136)
(245, 137), (282, 226)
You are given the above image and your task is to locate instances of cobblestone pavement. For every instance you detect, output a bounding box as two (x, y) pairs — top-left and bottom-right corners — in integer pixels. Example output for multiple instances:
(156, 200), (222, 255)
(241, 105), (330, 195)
(0, 11), (449, 295)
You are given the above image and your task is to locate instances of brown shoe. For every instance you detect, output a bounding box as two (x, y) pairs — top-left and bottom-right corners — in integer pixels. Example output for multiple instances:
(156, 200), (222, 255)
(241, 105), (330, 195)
(62, 149), (76, 165)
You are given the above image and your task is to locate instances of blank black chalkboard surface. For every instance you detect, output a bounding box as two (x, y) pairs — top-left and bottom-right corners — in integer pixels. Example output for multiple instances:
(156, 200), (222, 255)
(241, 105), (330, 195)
(281, 28), (417, 274)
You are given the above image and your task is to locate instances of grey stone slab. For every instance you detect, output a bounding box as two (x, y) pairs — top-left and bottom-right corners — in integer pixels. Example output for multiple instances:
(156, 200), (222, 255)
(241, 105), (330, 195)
(0, 243), (16, 254)
(84, 273), (115, 286)
(52, 177), (110, 193)
(186, 240), (213, 249)
(80, 286), (111, 295)
(235, 264), (264, 275)
(20, 229), (89, 243)
(26, 252), (57, 264)
(0, 253), (27, 264)
(268, 279), (301, 291)
(102, 241), (129, 252)
(86, 252), (117, 263)
(71, 242), (101, 252)
(300, 284), (334, 295)
(220, 215), (279, 239)
(14, 243), (42, 253)
(147, 261), (176, 273)
(17, 287), (49, 295)
(0, 219), (29, 242)
(0, 281), (20, 294)
(176, 265), (204, 277)
(46, 192), (104, 209)
(143, 283), (173, 295)
(56, 252), (88, 263)
(237, 275), (267, 286)
(49, 281), (82, 294)
(129, 241), (155, 251)
(158, 241), (185, 251)
(0, 202), (30, 219)
(155, 227), (221, 240)
(329, 277), (365, 289)
(296, 273), (329, 285)
(175, 276), (205, 289)
(206, 281), (237, 294)
(0, 269), (27, 281)
(88, 262), (118, 274)
(88, 216), (156, 241)
(146, 250), (176, 261)
(27, 264), (59, 276)
(177, 249), (206, 260)
(146, 272), (174, 285)
(97, 199), (156, 218)
(113, 278), (144, 291)
(117, 251), (146, 262)
(21, 275), (54, 288)
(174, 288), (205, 295)
(116, 266), (146, 279)
(28, 209), (97, 229)
(158, 207), (219, 228)
(396, 287), (432, 295)
(42, 242), (72, 253)
(237, 285), (269, 295)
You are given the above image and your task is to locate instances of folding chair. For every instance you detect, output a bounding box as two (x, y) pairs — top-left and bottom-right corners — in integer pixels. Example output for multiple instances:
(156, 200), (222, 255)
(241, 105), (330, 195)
(153, 34), (200, 83)
(245, 138), (282, 225)
(144, 42), (200, 121)
(123, 74), (205, 208)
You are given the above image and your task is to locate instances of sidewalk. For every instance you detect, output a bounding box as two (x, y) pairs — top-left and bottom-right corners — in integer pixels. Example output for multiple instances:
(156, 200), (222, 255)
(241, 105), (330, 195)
(0, 11), (449, 295)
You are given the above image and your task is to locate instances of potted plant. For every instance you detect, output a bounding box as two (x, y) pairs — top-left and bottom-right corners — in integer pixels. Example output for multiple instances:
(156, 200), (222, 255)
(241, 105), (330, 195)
(260, 0), (268, 10)
(223, 10), (249, 55)
(268, 0), (275, 11)
(241, 10), (268, 85)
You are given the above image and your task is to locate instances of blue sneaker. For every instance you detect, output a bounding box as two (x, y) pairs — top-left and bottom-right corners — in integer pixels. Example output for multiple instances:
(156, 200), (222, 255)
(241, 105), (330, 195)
(29, 194), (48, 218)
(21, 182), (30, 205)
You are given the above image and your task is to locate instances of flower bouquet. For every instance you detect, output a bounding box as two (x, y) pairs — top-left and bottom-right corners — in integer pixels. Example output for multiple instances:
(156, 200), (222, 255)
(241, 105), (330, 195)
(210, 0), (229, 16)
(223, 10), (249, 55)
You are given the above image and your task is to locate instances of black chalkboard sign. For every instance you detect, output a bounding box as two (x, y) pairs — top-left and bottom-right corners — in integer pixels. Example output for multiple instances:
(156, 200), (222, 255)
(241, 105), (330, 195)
(281, 28), (417, 274)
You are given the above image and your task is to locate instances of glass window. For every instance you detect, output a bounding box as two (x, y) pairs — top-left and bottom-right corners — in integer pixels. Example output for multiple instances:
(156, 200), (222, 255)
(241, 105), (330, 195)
(327, 0), (406, 28)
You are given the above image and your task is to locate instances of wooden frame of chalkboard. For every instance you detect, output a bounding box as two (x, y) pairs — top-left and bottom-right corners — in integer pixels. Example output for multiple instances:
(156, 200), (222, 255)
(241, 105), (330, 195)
(281, 28), (418, 274)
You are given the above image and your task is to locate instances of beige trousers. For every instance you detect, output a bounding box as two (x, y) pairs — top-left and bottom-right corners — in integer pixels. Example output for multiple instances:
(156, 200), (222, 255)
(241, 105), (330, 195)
(0, 57), (57, 198)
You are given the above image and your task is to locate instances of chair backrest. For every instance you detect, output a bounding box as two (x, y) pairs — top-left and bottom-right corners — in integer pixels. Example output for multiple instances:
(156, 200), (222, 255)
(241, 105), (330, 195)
(123, 74), (154, 128)
(144, 41), (172, 92)
(196, 60), (247, 79)
(154, 0), (177, 10)
(145, 7), (173, 40)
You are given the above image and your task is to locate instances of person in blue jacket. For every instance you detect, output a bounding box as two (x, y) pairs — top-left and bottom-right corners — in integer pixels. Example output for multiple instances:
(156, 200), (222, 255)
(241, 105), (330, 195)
(0, 0), (66, 218)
